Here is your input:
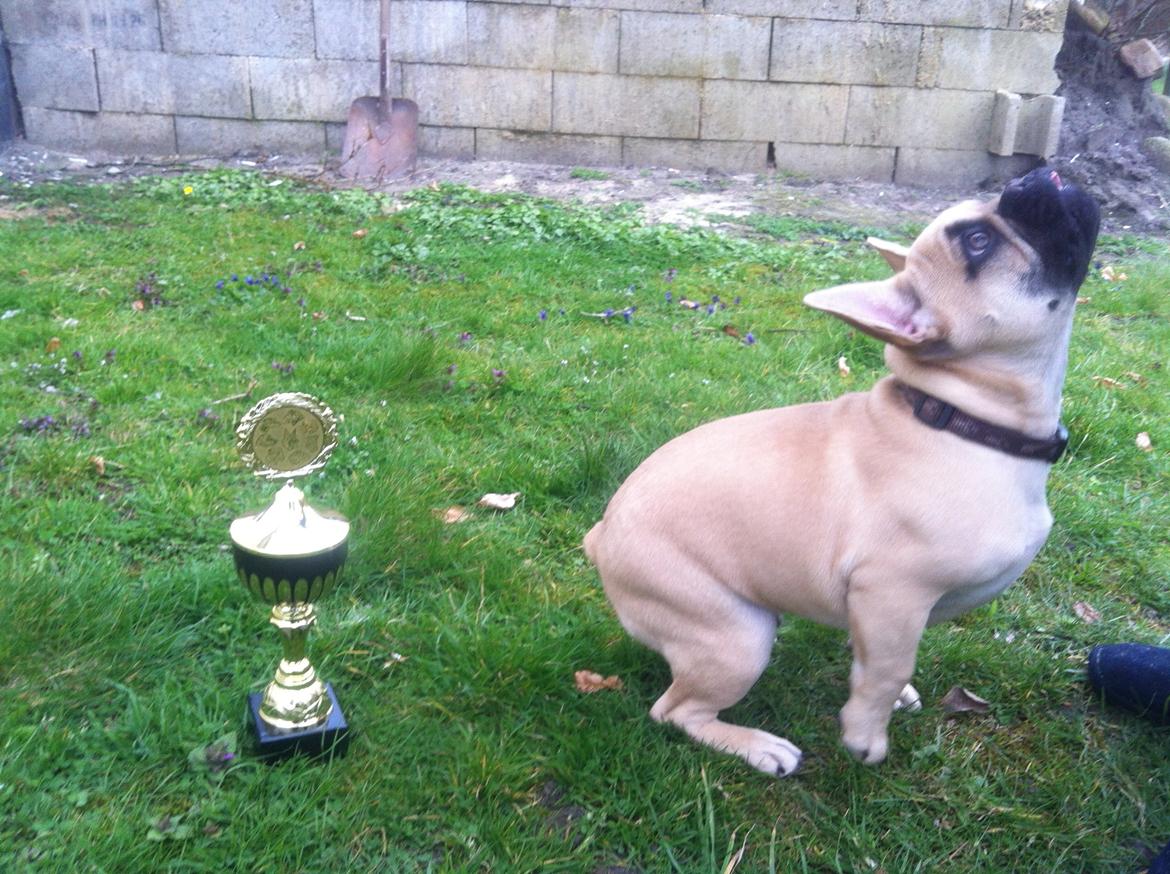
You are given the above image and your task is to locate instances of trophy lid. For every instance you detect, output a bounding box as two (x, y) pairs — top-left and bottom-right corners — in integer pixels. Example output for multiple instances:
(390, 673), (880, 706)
(230, 480), (349, 558)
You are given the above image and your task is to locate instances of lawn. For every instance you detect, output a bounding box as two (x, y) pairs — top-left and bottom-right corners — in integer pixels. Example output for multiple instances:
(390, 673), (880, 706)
(1, 169), (1168, 872)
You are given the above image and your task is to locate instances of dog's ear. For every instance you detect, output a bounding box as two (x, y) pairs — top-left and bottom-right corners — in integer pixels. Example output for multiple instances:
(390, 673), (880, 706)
(803, 279), (944, 347)
(865, 237), (909, 273)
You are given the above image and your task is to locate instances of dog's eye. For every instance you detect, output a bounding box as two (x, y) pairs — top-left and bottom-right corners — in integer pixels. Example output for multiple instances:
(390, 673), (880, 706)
(962, 228), (993, 256)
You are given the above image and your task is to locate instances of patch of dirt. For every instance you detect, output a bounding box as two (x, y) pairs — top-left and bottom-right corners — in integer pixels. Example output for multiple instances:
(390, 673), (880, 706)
(1052, 21), (1170, 230)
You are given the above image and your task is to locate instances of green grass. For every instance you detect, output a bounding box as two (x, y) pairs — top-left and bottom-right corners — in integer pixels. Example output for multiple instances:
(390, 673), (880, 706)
(1, 170), (1168, 872)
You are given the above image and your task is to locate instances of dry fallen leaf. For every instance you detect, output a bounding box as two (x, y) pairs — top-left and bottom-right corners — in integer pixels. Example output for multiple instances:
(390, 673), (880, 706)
(721, 324), (741, 338)
(1100, 265), (1128, 281)
(131, 299), (145, 312)
(1074, 601), (1102, 624)
(90, 455), (106, 476)
(940, 686), (990, 715)
(1124, 371), (1148, 386)
(45, 336), (61, 354)
(678, 298), (701, 310)
(1091, 375), (1125, 390)
(478, 492), (521, 511)
(837, 355), (851, 377)
(574, 670), (623, 693)
(435, 506), (472, 524)
(352, 228), (368, 239)
(1076, 296), (1091, 305)
(293, 240), (306, 251)
(1136, 432), (1153, 452)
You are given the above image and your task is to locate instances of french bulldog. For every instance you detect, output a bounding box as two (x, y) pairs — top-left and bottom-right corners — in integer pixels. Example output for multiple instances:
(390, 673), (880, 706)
(583, 168), (1099, 775)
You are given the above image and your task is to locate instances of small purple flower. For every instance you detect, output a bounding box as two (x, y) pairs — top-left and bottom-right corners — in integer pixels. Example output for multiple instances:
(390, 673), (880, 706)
(446, 363), (457, 375)
(215, 280), (225, 290)
(103, 349), (117, 365)
(230, 274), (238, 282)
(72, 350), (83, 361)
(196, 408), (220, 423)
(603, 308), (614, 318)
(733, 296), (742, 306)
(71, 421), (91, 438)
(664, 291), (673, 303)
(271, 361), (295, 375)
(558, 308), (566, 316)
(491, 368), (506, 381)
(245, 276), (256, 286)
(663, 268), (677, 283)
(458, 331), (473, 344)
(281, 286), (292, 295)
(538, 309), (548, 321)
(622, 306), (637, 323)
(706, 304), (716, 315)
(297, 297), (306, 308)
(743, 332), (757, 346)
(712, 295), (720, 304)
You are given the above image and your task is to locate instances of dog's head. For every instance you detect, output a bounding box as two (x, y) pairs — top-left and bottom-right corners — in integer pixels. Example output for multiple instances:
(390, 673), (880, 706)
(804, 168), (1100, 360)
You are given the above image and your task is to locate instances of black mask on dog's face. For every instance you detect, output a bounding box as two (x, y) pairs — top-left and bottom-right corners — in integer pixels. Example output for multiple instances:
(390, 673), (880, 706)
(997, 167), (1100, 293)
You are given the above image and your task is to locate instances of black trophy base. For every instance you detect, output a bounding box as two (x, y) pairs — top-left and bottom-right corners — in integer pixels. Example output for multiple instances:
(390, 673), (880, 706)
(248, 684), (351, 761)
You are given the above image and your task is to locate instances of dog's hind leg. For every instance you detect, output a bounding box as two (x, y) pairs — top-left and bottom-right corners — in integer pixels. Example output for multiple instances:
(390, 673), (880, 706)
(643, 598), (802, 777)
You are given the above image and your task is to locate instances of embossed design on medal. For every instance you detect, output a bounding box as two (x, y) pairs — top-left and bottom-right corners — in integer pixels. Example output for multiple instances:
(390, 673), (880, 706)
(230, 393), (350, 736)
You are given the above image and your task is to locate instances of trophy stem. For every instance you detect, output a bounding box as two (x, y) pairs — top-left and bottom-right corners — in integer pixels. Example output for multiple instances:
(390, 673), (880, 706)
(259, 603), (334, 731)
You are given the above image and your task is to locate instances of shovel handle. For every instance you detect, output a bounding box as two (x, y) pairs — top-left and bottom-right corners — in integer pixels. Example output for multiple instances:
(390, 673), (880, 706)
(380, 0), (391, 102)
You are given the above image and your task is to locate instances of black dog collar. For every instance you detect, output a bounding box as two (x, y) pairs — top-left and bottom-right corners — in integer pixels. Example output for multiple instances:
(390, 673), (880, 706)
(896, 383), (1069, 463)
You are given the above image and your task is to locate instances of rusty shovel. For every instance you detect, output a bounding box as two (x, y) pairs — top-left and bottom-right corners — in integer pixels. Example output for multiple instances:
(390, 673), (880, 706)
(339, 0), (418, 180)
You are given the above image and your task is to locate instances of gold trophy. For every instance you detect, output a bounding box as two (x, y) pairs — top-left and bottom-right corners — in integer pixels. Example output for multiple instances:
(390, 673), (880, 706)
(230, 392), (351, 758)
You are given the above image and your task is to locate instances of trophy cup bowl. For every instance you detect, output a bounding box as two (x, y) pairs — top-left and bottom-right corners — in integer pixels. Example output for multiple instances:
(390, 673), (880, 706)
(230, 393), (352, 759)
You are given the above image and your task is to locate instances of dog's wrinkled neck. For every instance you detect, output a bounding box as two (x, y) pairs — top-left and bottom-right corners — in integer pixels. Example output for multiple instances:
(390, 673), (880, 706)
(884, 332), (1070, 438)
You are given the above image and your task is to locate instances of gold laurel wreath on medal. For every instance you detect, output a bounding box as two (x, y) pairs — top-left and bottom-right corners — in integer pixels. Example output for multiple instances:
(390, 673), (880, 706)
(236, 393), (339, 480)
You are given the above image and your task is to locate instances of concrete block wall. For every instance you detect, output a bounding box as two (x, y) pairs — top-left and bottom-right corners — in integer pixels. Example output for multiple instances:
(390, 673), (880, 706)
(0, 0), (1070, 184)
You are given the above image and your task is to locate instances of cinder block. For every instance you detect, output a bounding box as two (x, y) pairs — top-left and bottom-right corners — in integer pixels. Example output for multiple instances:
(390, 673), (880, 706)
(314, 0), (379, 61)
(771, 142), (896, 181)
(858, 0), (1011, 27)
(919, 27), (1063, 94)
(1010, 0), (1070, 32)
(417, 125), (476, 159)
(554, 8), (620, 74)
(706, 0), (857, 19)
(621, 11), (770, 80)
(176, 117), (327, 154)
(564, 0), (702, 12)
(10, 43), (99, 111)
(251, 57), (379, 121)
(988, 90), (1021, 156)
(846, 86), (995, 150)
(22, 107), (176, 153)
(770, 19), (921, 86)
(391, 0), (467, 64)
(97, 50), (251, 117)
(989, 90), (1063, 157)
(477, 129), (622, 165)
(1119, 39), (1168, 79)
(468, 3), (556, 69)
(552, 72), (699, 138)
(702, 80), (849, 144)
(894, 148), (1038, 187)
(622, 136), (767, 171)
(159, 0), (314, 57)
(404, 64), (551, 130)
(0, 0), (160, 49)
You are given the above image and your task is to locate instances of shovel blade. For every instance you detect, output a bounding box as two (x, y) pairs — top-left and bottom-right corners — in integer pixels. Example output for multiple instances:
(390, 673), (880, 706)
(338, 96), (419, 181)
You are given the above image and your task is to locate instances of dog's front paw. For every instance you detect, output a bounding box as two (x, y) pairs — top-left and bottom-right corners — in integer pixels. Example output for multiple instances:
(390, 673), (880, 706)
(839, 702), (890, 765)
(741, 730), (803, 778)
